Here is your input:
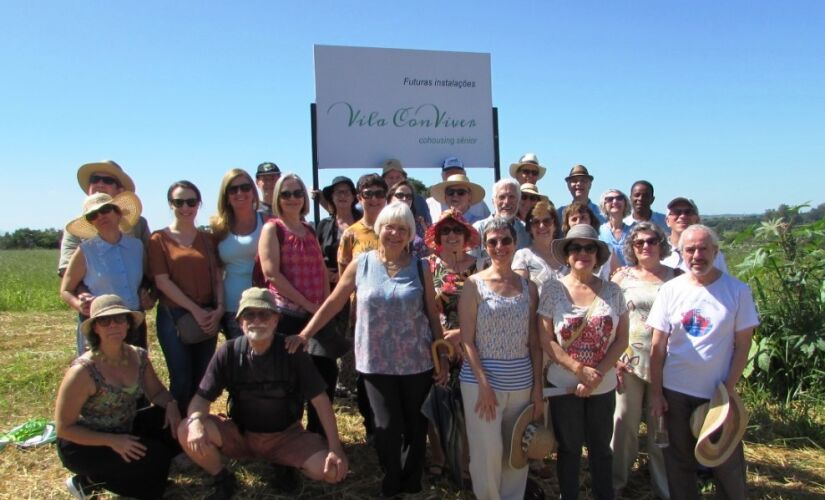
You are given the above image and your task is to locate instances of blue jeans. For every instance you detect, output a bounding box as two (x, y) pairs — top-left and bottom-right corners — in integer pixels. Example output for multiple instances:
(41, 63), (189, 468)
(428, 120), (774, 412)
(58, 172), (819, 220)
(156, 304), (217, 412)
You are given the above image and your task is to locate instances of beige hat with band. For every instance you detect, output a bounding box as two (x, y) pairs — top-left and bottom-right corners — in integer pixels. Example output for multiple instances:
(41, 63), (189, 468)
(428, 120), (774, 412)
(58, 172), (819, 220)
(77, 160), (136, 193)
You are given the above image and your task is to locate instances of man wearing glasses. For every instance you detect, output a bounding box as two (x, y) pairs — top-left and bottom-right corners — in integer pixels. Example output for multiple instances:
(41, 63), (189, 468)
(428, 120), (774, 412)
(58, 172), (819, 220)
(256, 161), (281, 219)
(660, 197), (728, 273)
(425, 156), (491, 223)
(508, 152), (547, 186)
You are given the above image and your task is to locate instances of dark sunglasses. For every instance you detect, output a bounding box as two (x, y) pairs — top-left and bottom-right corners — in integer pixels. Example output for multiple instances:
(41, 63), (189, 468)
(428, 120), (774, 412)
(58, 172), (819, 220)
(670, 208), (696, 217)
(533, 217), (555, 227)
(89, 174), (119, 186)
(604, 195), (624, 203)
(445, 188), (470, 197)
(96, 314), (129, 327)
(393, 192), (414, 201)
(566, 243), (599, 255)
(633, 237), (660, 249)
(438, 226), (466, 236)
(240, 309), (276, 322)
(523, 194), (542, 202)
(171, 198), (199, 208)
(227, 183), (254, 195)
(519, 168), (539, 177)
(280, 188), (305, 200)
(85, 204), (119, 222)
(485, 236), (514, 247)
(360, 189), (386, 199)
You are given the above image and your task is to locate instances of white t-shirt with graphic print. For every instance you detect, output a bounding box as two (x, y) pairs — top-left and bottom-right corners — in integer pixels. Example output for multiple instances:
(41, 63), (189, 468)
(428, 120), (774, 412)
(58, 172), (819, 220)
(646, 272), (759, 399)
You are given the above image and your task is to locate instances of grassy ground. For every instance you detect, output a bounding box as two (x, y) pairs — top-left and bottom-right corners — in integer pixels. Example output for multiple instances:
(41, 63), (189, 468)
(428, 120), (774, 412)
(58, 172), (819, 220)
(0, 249), (66, 312)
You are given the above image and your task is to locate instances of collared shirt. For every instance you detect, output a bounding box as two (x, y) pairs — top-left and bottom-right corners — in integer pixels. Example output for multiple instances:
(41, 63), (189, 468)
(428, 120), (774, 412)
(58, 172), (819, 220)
(623, 211), (670, 235)
(79, 234), (144, 310)
(425, 197), (491, 224)
(59, 216), (150, 276)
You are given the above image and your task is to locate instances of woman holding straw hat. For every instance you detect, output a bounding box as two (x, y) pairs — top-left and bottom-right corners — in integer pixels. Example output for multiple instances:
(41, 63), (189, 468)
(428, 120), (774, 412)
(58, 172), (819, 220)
(55, 294), (181, 499)
(60, 191), (147, 352)
(538, 224), (629, 500)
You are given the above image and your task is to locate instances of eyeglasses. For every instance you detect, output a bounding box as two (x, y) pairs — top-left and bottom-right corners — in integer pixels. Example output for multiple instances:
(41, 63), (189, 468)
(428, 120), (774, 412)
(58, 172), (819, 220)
(171, 198), (198, 208)
(485, 236), (514, 247)
(604, 196), (623, 203)
(519, 168), (539, 177)
(445, 188), (470, 197)
(95, 314), (129, 327)
(393, 192), (414, 201)
(533, 217), (555, 227)
(85, 204), (118, 222)
(89, 175), (119, 186)
(438, 226), (465, 236)
(566, 243), (599, 255)
(670, 208), (696, 217)
(280, 189), (305, 200)
(360, 189), (386, 199)
(240, 309), (276, 322)
(522, 194), (542, 202)
(632, 237), (660, 249)
(227, 183), (254, 195)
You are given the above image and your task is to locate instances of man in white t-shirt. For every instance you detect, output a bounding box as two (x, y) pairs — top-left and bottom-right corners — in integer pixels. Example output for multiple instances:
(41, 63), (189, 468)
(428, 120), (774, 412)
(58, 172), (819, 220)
(647, 224), (759, 499)
(660, 197), (728, 273)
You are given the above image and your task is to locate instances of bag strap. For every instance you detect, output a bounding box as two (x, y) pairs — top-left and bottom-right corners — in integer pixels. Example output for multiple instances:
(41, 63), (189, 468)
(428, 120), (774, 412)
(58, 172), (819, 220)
(200, 231), (217, 307)
(561, 293), (601, 351)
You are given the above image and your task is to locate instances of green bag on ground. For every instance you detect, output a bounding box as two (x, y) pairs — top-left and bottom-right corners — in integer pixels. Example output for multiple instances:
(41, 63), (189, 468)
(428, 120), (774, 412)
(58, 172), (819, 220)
(0, 418), (57, 450)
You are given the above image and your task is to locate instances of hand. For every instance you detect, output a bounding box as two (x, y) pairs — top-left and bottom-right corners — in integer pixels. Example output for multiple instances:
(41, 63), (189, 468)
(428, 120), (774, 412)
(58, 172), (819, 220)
(650, 391), (669, 417)
(531, 386), (544, 420)
(285, 333), (309, 354)
(323, 449), (349, 483)
(443, 329), (462, 351)
(204, 308), (223, 334)
(139, 288), (156, 310)
(77, 293), (94, 316)
(186, 417), (213, 457)
(329, 271), (340, 285)
(574, 383), (594, 398)
(615, 361), (628, 393)
(576, 365), (603, 388)
(109, 434), (147, 463)
(192, 307), (212, 331)
(433, 358), (449, 386)
(164, 402), (182, 440)
(475, 382), (498, 421)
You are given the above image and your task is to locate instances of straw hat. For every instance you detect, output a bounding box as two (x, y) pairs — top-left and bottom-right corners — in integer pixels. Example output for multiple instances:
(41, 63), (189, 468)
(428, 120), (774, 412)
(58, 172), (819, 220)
(65, 192), (142, 240)
(424, 208), (481, 251)
(690, 382), (749, 467)
(76, 160), (136, 193)
(509, 153), (547, 180)
(429, 174), (485, 205)
(551, 224), (610, 267)
(508, 403), (556, 469)
(235, 287), (279, 319)
(519, 183), (548, 202)
(381, 158), (406, 176)
(79, 294), (144, 336)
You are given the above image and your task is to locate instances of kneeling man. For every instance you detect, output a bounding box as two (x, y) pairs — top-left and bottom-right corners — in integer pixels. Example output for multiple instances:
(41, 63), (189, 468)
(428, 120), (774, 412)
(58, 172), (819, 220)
(179, 287), (348, 499)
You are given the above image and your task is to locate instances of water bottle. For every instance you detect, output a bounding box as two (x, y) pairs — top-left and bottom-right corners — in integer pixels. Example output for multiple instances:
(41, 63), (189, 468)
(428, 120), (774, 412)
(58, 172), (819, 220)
(654, 415), (670, 448)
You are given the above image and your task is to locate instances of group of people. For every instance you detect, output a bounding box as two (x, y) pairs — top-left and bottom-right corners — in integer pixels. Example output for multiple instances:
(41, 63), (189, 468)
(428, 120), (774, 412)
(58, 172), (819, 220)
(53, 155), (759, 500)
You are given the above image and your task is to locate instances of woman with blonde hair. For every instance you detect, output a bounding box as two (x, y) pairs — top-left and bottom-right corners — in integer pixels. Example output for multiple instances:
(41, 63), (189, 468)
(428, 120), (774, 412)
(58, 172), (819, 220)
(210, 168), (263, 339)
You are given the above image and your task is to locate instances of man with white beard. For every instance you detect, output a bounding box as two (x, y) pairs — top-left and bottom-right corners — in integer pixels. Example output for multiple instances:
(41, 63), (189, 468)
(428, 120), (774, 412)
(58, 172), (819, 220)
(178, 287), (348, 499)
(471, 178), (531, 264)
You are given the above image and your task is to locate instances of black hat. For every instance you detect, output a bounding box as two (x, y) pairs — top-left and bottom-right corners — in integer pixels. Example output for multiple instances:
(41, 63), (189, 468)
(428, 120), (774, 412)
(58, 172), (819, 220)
(322, 176), (357, 204)
(256, 162), (281, 177)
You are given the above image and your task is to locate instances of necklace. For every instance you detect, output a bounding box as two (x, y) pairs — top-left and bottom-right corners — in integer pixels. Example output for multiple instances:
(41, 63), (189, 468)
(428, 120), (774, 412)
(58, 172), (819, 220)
(93, 344), (129, 367)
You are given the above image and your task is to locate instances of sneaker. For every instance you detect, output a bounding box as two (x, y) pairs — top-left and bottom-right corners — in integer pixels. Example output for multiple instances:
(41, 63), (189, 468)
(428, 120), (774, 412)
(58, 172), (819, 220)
(65, 475), (89, 500)
(206, 468), (236, 500)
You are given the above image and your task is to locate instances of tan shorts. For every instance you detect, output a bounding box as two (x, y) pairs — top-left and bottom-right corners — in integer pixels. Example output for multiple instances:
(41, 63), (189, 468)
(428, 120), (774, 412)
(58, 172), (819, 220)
(209, 415), (327, 468)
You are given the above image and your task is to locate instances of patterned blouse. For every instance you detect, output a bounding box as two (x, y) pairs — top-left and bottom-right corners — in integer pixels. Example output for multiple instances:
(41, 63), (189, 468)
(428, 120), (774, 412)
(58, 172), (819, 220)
(74, 348), (148, 433)
(337, 219), (379, 269)
(427, 254), (477, 330)
(266, 219), (326, 316)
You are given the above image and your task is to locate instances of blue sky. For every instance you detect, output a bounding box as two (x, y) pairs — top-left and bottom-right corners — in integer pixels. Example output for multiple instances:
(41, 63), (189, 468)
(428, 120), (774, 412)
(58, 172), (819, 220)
(1, 1), (823, 231)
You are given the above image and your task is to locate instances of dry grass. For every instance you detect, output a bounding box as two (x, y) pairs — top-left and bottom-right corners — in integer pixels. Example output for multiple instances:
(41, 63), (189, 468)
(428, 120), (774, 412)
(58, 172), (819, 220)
(1, 311), (824, 499)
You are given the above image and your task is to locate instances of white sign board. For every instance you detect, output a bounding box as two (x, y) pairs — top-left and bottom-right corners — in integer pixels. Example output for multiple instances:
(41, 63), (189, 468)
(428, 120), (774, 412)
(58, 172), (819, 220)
(314, 45), (494, 170)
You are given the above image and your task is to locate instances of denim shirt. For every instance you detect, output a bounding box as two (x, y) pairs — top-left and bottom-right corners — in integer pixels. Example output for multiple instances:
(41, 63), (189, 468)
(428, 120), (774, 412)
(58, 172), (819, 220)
(80, 234), (144, 310)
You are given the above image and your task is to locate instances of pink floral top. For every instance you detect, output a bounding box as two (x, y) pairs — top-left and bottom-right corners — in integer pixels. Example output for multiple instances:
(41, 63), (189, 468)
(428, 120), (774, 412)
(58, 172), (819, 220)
(266, 219), (326, 316)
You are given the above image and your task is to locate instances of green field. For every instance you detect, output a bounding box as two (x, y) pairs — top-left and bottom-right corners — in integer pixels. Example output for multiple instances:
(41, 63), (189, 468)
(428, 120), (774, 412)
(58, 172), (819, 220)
(0, 249), (66, 312)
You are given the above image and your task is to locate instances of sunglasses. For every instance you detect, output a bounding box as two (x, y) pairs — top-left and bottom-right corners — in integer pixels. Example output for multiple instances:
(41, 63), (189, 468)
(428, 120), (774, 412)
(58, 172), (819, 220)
(360, 189), (386, 199)
(445, 188), (470, 197)
(519, 168), (539, 177)
(633, 237), (660, 249)
(171, 198), (198, 208)
(85, 204), (119, 222)
(533, 217), (555, 227)
(522, 194), (542, 202)
(240, 309), (276, 322)
(567, 243), (599, 255)
(227, 183), (254, 195)
(485, 236), (514, 247)
(89, 174), (119, 186)
(96, 314), (129, 327)
(280, 188), (305, 200)
(438, 226), (466, 236)
(604, 196), (624, 203)
(393, 192), (414, 201)
(670, 208), (696, 217)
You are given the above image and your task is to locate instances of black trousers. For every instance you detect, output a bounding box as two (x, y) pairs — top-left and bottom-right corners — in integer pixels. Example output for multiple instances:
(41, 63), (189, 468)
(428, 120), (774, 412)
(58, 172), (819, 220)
(57, 406), (180, 499)
(363, 370), (433, 497)
(306, 355), (339, 437)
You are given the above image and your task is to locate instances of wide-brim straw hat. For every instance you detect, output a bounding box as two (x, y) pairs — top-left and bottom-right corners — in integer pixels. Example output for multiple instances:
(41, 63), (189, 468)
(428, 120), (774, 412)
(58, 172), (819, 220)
(508, 403), (556, 469)
(76, 160), (136, 193)
(690, 382), (749, 467)
(79, 294), (144, 336)
(65, 192), (142, 240)
(509, 153), (547, 180)
(430, 174), (485, 205)
(235, 287), (279, 319)
(551, 224), (611, 267)
(519, 183), (548, 201)
(321, 176), (356, 205)
(424, 208), (481, 251)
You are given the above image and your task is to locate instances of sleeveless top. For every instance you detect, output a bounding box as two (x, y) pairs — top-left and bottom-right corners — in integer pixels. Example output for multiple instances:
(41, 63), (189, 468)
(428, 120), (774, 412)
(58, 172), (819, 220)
(218, 213), (264, 313)
(512, 247), (564, 294)
(80, 235), (144, 311)
(459, 276), (533, 391)
(266, 219), (326, 316)
(73, 348), (148, 433)
(354, 251), (434, 375)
